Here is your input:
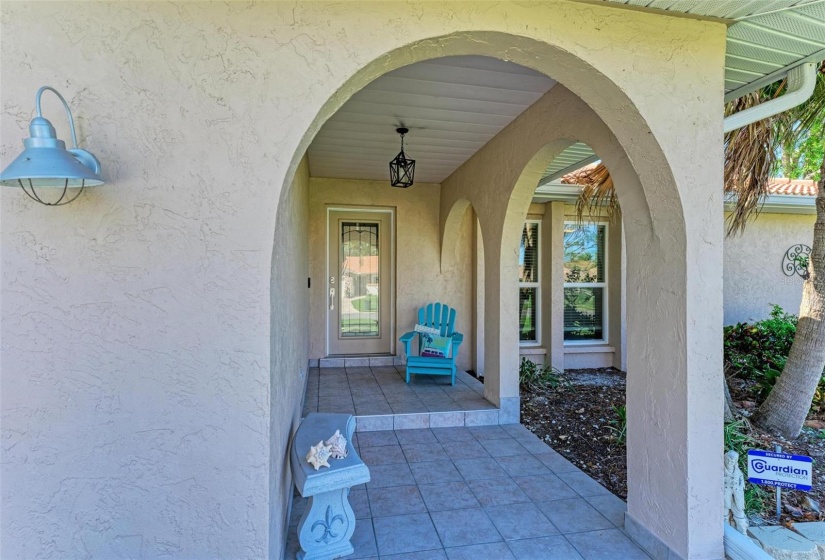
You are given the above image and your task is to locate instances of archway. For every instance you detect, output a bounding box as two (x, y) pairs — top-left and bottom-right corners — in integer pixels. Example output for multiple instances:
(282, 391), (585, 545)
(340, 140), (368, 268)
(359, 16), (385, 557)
(274, 31), (724, 560)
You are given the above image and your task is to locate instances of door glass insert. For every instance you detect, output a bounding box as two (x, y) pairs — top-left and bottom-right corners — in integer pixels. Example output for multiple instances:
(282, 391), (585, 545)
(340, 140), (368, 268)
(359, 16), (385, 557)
(340, 221), (380, 338)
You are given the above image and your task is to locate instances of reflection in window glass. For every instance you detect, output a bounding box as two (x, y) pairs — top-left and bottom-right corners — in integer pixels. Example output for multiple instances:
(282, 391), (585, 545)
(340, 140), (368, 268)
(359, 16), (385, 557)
(519, 222), (540, 344)
(563, 224), (606, 342)
(340, 222), (380, 338)
(519, 287), (538, 342)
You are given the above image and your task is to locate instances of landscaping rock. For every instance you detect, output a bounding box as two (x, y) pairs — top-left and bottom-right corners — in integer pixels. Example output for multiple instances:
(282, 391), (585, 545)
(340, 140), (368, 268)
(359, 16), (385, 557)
(802, 497), (821, 514)
(791, 522), (825, 559)
(749, 526), (818, 560)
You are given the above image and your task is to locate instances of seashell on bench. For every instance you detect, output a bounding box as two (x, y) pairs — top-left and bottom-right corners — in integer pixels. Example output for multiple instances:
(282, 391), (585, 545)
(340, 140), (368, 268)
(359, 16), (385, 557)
(289, 413), (370, 560)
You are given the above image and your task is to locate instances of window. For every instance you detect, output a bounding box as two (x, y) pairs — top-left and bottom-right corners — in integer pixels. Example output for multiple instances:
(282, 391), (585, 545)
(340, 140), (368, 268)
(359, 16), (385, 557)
(563, 223), (607, 343)
(519, 221), (540, 344)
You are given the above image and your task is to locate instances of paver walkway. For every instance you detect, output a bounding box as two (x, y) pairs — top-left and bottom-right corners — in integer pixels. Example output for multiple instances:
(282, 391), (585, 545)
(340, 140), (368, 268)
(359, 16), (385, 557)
(285, 423), (651, 559)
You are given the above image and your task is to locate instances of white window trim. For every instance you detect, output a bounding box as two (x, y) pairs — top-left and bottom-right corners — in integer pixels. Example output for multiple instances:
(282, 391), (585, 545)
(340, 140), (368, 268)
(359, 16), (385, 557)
(519, 220), (541, 347)
(563, 221), (608, 346)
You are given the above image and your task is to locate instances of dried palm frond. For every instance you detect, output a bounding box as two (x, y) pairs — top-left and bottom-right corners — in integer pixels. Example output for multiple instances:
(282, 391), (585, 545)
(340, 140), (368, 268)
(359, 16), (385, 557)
(569, 63), (824, 236)
(723, 90), (780, 235)
(724, 64), (825, 235)
(568, 163), (618, 224)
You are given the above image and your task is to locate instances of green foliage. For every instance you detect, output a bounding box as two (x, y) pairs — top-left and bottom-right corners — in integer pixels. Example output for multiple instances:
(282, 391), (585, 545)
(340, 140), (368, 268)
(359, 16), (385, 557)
(724, 420), (768, 514)
(351, 295), (378, 312)
(608, 405), (627, 446)
(777, 116), (824, 181)
(724, 304), (825, 409)
(724, 304), (797, 379)
(519, 358), (566, 391)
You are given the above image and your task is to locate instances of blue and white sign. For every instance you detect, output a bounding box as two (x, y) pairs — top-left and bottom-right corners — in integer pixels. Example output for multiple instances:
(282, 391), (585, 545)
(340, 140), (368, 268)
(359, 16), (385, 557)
(747, 449), (813, 491)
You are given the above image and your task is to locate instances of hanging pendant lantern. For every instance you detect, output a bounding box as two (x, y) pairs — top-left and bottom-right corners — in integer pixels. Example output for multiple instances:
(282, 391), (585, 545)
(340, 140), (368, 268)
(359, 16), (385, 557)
(389, 127), (415, 188)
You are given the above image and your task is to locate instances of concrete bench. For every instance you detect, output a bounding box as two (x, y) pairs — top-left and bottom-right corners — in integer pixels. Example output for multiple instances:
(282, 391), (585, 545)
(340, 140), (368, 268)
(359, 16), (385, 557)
(290, 413), (370, 560)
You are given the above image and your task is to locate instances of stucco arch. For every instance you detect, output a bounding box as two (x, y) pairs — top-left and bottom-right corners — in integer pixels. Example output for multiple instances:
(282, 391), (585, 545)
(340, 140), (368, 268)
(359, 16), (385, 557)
(440, 198), (473, 272)
(437, 80), (719, 558)
(275, 25), (722, 560)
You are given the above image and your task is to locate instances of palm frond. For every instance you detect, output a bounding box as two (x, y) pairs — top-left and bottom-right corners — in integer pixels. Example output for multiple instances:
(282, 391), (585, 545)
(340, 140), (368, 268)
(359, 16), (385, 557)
(568, 163), (619, 224)
(571, 63), (824, 236)
(724, 64), (825, 235)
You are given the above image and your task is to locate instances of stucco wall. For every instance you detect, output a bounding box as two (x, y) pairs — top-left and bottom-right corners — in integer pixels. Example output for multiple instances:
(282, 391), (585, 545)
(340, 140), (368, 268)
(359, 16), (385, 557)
(0, 1), (726, 558)
(724, 211), (815, 325)
(269, 155), (310, 559)
(307, 178), (474, 371)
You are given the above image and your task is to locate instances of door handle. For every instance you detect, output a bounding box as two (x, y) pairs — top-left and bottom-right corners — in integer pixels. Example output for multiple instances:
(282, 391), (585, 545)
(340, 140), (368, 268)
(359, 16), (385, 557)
(329, 287), (335, 310)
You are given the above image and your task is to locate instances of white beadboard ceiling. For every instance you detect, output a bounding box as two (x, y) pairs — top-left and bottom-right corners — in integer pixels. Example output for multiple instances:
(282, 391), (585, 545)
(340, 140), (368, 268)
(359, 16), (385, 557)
(309, 2), (825, 186)
(308, 56), (557, 183)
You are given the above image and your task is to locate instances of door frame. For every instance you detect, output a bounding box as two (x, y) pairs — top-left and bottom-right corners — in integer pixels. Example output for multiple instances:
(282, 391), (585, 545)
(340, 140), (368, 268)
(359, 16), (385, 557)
(325, 205), (396, 356)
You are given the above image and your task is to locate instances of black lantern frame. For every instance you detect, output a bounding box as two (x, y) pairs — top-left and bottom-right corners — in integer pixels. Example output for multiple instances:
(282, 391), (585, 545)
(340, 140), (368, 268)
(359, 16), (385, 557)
(389, 127), (415, 188)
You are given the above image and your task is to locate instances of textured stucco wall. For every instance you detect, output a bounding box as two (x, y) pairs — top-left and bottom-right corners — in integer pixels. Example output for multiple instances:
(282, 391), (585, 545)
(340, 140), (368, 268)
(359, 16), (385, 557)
(269, 155), (310, 559)
(0, 1), (726, 558)
(307, 178), (474, 371)
(724, 212), (815, 325)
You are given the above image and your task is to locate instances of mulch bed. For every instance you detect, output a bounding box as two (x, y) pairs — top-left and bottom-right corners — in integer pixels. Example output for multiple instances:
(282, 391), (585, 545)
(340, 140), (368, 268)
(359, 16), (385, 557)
(521, 368), (825, 523)
(520, 367), (628, 499)
(729, 376), (825, 523)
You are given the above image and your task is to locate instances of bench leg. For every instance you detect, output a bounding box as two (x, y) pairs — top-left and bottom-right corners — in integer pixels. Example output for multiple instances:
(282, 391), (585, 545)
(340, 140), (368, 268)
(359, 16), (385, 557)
(296, 488), (357, 560)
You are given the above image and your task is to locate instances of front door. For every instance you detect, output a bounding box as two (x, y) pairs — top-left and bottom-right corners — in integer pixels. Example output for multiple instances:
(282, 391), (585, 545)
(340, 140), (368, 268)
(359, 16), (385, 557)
(327, 208), (394, 355)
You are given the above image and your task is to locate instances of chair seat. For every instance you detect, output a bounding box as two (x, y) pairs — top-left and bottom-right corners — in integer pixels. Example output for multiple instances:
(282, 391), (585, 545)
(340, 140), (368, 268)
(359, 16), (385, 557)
(406, 356), (455, 368)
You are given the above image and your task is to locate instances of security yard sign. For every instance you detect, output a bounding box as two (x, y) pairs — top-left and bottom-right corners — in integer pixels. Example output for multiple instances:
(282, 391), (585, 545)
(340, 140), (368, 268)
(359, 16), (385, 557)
(747, 449), (812, 491)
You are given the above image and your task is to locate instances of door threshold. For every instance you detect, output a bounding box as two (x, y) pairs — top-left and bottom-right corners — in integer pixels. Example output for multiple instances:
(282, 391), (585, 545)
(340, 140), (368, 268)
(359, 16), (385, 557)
(317, 355), (399, 368)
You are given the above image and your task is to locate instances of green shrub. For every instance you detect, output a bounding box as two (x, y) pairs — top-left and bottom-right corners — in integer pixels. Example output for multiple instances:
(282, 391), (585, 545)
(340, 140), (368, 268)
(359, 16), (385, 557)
(519, 358), (566, 391)
(724, 420), (767, 514)
(724, 304), (796, 380)
(608, 405), (627, 446)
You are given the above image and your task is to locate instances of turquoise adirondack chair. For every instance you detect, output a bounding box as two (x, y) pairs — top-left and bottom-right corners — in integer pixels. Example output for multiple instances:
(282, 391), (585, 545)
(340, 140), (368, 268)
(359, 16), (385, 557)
(399, 302), (464, 385)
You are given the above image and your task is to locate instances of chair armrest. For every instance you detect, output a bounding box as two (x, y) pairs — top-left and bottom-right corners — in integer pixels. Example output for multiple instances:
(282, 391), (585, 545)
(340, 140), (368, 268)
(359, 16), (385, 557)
(451, 332), (464, 345)
(400, 332), (416, 343)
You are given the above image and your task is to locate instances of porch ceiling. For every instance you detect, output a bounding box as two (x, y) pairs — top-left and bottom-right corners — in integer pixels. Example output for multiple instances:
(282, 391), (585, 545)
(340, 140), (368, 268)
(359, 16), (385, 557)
(307, 56), (557, 183)
(309, 3), (825, 187)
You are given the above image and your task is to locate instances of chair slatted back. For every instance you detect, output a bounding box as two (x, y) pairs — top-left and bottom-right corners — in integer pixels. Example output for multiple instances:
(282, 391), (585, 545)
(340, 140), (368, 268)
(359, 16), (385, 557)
(417, 302), (456, 337)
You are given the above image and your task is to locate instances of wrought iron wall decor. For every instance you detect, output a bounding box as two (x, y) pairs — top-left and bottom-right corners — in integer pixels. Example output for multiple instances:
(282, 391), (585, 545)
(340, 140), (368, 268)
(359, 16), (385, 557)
(389, 127), (415, 188)
(782, 244), (812, 279)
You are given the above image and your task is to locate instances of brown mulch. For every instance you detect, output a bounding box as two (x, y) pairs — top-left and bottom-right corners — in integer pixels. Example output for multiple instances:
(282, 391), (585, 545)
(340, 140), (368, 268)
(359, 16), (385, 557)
(521, 368), (825, 522)
(520, 367), (628, 499)
(729, 376), (825, 523)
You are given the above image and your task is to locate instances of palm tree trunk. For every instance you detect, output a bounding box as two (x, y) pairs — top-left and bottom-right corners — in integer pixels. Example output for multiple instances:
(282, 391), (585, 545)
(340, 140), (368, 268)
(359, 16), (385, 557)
(754, 156), (825, 438)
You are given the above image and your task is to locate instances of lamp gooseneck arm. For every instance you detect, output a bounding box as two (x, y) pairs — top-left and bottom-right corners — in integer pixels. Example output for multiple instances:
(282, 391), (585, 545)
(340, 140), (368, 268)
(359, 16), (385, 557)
(35, 86), (79, 149)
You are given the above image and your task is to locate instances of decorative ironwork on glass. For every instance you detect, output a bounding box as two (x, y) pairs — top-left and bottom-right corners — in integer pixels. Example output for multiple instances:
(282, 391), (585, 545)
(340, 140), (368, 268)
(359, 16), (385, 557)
(389, 127), (415, 188)
(340, 222), (380, 338)
(783, 244), (812, 279)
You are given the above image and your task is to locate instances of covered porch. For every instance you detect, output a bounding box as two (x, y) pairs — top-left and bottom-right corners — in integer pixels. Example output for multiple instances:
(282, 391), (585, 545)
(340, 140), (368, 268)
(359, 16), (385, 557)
(303, 367), (500, 430)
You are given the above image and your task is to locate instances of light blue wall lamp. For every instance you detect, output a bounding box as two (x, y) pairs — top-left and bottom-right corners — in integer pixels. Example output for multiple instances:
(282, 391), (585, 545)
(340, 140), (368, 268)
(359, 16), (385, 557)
(0, 86), (103, 206)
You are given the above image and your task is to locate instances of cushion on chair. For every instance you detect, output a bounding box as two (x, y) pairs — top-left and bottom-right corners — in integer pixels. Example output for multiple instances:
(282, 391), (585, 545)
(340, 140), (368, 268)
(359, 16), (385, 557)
(421, 335), (452, 357)
(414, 324), (441, 337)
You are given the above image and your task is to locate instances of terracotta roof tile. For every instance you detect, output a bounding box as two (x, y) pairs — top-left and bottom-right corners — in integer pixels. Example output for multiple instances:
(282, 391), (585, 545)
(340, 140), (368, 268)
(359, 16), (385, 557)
(765, 178), (818, 197)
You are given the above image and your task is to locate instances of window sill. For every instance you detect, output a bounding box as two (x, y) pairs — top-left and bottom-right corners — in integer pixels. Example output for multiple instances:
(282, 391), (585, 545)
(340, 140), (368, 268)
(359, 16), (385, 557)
(564, 345), (615, 354)
(518, 346), (546, 355)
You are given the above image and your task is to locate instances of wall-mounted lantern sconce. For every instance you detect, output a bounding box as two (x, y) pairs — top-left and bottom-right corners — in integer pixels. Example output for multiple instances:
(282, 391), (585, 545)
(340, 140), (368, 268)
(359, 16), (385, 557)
(0, 86), (103, 206)
(389, 127), (415, 188)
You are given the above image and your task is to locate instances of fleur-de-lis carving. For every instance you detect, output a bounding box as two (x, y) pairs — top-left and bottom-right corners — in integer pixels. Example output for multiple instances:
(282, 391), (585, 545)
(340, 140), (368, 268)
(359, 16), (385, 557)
(311, 505), (345, 543)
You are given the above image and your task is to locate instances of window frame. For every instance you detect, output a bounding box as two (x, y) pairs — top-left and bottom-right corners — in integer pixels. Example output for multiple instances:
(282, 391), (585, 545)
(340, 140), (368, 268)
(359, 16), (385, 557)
(562, 221), (608, 345)
(519, 220), (541, 347)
